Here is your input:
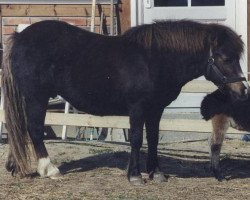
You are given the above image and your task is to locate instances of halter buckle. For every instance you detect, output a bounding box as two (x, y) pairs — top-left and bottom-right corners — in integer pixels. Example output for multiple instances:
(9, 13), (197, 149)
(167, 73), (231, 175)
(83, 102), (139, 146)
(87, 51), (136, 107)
(208, 57), (214, 65)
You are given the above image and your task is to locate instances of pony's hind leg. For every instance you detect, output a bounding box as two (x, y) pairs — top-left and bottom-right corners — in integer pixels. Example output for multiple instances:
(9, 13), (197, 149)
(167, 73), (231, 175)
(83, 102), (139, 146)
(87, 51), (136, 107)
(25, 96), (61, 179)
(209, 114), (230, 181)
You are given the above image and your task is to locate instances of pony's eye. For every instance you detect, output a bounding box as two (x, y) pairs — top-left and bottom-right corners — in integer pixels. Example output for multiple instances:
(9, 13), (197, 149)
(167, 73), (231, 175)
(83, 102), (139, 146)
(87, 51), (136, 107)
(223, 58), (234, 64)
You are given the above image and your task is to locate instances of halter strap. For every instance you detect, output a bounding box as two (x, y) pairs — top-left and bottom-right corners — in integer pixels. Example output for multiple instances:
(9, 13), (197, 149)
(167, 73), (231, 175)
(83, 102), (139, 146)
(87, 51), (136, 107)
(206, 50), (246, 85)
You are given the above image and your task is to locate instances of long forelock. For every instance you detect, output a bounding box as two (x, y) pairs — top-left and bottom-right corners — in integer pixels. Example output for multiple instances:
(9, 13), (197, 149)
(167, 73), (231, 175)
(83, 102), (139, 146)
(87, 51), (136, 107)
(225, 29), (244, 57)
(210, 23), (244, 57)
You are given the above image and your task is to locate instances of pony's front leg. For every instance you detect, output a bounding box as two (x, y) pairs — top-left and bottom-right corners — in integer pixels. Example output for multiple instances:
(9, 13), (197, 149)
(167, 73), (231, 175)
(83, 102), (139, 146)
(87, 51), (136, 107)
(26, 98), (61, 179)
(127, 106), (145, 185)
(145, 109), (167, 182)
(209, 114), (229, 181)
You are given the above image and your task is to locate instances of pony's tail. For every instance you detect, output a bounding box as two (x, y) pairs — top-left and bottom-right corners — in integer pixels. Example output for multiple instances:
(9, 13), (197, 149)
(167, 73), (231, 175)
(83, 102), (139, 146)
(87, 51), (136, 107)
(2, 33), (32, 176)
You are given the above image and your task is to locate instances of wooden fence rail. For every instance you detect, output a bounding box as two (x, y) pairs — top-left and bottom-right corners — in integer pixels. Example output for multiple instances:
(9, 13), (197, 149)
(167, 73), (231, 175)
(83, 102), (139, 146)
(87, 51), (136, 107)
(0, 110), (242, 134)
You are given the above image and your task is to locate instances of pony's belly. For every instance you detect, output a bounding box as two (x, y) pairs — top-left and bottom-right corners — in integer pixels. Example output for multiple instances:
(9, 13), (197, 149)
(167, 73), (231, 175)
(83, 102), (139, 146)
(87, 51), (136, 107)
(64, 94), (128, 116)
(75, 102), (128, 116)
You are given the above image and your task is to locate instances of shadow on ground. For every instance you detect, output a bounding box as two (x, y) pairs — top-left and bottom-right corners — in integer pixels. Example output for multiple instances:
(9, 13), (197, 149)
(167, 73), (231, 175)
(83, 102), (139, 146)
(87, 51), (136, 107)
(55, 141), (250, 180)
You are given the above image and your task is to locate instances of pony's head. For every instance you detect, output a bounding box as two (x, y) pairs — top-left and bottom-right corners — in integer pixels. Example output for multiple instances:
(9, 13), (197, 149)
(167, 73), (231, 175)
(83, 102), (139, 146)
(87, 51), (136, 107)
(205, 24), (249, 101)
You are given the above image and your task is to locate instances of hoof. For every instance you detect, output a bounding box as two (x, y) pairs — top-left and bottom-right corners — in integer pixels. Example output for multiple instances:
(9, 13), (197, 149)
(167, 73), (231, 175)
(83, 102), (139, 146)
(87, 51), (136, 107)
(37, 157), (61, 179)
(153, 172), (168, 182)
(214, 173), (226, 182)
(49, 171), (63, 180)
(5, 160), (15, 172)
(129, 176), (145, 186)
(213, 169), (225, 182)
(149, 171), (168, 182)
(5, 160), (20, 176)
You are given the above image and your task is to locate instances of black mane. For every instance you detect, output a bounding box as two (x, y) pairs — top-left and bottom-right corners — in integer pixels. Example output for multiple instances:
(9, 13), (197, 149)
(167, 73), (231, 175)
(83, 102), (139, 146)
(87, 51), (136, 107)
(123, 20), (243, 57)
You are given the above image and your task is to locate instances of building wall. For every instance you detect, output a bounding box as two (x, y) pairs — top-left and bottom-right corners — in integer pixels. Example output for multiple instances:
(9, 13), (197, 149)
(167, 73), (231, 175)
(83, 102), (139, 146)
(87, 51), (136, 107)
(0, 2), (131, 44)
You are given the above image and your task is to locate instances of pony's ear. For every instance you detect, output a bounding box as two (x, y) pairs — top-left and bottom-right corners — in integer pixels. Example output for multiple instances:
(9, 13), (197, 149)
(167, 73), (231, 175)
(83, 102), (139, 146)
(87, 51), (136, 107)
(209, 28), (226, 49)
(209, 34), (218, 48)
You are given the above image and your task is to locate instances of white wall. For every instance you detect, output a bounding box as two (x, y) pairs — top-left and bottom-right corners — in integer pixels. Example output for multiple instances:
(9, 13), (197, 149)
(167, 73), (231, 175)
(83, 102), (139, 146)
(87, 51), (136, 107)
(236, 0), (248, 75)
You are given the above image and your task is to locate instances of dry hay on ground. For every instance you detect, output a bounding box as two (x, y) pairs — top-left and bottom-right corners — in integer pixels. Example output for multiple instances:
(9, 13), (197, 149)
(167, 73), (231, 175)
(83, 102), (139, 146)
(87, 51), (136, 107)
(0, 139), (250, 200)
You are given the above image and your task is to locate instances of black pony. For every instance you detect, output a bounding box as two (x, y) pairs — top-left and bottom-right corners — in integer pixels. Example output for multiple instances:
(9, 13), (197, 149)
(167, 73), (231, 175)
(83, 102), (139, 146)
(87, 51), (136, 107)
(2, 20), (248, 185)
(201, 88), (250, 181)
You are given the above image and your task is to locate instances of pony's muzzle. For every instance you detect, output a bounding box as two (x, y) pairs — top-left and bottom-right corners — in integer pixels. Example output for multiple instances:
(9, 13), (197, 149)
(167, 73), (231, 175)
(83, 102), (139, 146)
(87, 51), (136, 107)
(228, 80), (249, 101)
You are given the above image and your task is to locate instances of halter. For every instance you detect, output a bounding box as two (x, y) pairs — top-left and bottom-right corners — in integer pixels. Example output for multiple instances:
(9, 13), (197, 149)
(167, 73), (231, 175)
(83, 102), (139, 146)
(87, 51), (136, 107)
(206, 50), (246, 86)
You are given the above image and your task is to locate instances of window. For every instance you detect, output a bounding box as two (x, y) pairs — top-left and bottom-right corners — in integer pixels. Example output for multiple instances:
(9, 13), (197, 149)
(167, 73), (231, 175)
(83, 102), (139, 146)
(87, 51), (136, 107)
(144, 0), (227, 24)
(154, 0), (187, 7)
(154, 0), (225, 7)
(192, 0), (225, 6)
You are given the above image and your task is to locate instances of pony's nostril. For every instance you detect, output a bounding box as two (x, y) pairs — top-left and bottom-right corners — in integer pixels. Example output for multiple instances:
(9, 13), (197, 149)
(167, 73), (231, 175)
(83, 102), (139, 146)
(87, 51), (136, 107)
(241, 87), (248, 96)
(243, 81), (249, 89)
(244, 88), (248, 95)
(239, 87), (248, 100)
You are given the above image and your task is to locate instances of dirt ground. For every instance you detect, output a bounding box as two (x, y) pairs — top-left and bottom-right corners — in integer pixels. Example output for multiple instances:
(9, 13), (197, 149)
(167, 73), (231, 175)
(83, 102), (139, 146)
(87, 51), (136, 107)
(0, 138), (250, 200)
